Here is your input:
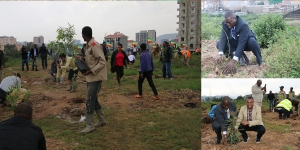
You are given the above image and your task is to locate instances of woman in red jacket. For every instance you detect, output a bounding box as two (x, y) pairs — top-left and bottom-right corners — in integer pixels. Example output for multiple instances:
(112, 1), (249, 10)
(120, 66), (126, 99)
(111, 43), (130, 86)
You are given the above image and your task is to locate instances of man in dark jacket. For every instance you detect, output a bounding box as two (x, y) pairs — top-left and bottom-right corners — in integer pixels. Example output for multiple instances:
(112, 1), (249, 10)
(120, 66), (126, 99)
(267, 90), (275, 112)
(212, 96), (237, 145)
(102, 42), (108, 61)
(215, 11), (262, 74)
(21, 46), (29, 71)
(0, 103), (46, 150)
(0, 49), (5, 81)
(30, 44), (39, 71)
(39, 43), (49, 70)
(160, 41), (173, 80)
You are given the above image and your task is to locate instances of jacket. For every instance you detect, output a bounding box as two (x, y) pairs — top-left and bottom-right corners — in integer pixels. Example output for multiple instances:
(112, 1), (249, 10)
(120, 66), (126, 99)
(30, 47), (39, 58)
(60, 56), (78, 71)
(212, 102), (237, 132)
(252, 84), (265, 103)
(110, 50), (130, 68)
(276, 99), (292, 111)
(0, 117), (46, 150)
(39, 46), (49, 58)
(21, 50), (28, 59)
(235, 104), (264, 129)
(218, 15), (256, 58)
(161, 46), (173, 63)
(84, 38), (107, 82)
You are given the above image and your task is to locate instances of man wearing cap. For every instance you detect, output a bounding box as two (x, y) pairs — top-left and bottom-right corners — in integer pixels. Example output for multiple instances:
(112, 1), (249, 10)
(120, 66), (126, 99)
(288, 87), (296, 100)
(251, 79), (266, 107)
(277, 86), (286, 103)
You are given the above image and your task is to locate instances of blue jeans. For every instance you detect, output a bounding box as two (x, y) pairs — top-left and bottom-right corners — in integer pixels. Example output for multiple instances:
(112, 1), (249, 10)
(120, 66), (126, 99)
(22, 59), (29, 71)
(269, 100), (274, 111)
(86, 81), (102, 114)
(162, 62), (173, 79)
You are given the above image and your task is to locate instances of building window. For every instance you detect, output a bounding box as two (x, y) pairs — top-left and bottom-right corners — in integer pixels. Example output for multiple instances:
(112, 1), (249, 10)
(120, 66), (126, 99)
(190, 44), (194, 48)
(191, 1), (195, 7)
(191, 22), (194, 27)
(182, 3), (185, 7)
(191, 15), (194, 20)
(181, 23), (185, 28)
(181, 30), (184, 35)
(191, 30), (194, 34)
(191, 8), (195, 13)
(182, 10), (185, 14)
(182, 17), (185, 21)
(181, 37), (184, 42)
(190, 37), (194, 41)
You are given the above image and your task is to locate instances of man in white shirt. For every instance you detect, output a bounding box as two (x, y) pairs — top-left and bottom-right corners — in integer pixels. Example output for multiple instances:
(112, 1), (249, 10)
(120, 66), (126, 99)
(251, 79), (266, 107)
(0, 73), (21, 104)
(128, 53), (135, 65)
(212, 96), (237, 145)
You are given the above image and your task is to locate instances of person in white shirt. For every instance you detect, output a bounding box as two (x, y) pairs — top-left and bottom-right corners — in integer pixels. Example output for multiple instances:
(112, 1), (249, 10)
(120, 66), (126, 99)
(0, 73), (21, 104)
(251, 79), (266, 107)
(128, 53), (136, 65)
(132, 46), (137, 56)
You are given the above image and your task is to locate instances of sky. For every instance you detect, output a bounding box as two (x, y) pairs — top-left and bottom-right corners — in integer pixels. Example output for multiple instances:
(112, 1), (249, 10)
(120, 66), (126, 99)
(202, 79), (300, 99)
(0, 1), (179, 43)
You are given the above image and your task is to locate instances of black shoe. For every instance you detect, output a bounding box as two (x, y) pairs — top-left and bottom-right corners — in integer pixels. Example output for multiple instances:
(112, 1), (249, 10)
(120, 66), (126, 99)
(216, 139), (221, 144)
(243, 137), (249, 143)
(35, 70), (38, 71)
(279, 115), (282, 119)
(256, 138), (260, 143)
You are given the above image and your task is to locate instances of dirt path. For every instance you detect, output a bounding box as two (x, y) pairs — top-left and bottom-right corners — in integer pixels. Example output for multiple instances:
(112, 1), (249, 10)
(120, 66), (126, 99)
(201, 111), (300, 150)
(201, 40), (267, 78)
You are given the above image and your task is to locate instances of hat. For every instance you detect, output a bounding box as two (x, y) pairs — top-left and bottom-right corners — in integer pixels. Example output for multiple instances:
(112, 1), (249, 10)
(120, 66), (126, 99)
(291, 87), (293, 89)
(280, 86), (284, 88)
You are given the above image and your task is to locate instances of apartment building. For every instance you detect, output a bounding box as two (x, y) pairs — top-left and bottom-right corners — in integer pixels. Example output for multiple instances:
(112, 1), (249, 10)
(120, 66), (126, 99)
(177, 0), (201, 51)
(33, 36), (44, 46)
(105, 32), (128, 50)
(0, 36), (22, 51)
(135, 30), (156, 45)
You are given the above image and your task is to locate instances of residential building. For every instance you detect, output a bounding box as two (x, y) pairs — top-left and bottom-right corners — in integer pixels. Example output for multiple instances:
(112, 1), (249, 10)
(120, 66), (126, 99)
(177, 0), (201, 51)
(136, 30), (156, 45)
(33, 36), (44, 46)
(104, 32), (128, 51)
(0, 36), (22, 51)
(127, 40), (133, 48)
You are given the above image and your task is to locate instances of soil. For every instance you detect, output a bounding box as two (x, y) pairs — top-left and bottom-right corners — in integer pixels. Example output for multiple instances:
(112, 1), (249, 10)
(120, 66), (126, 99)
(201, 40), (268, 78)
(201, 110), (300, 150)
(0, 68), (200, 149)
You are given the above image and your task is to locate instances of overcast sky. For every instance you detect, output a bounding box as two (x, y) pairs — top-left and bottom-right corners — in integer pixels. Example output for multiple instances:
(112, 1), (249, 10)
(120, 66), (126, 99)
(202, 79), (300, 99)
(0, 1), (179, 43)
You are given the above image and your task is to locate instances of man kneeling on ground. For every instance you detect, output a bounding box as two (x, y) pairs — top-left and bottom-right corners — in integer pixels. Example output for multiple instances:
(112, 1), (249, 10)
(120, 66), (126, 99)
(0, 103), (46, 149)
(0, 73), (21, 105)
(276, 98), (293, 119)
(235, 96), (266, 144)
(212, 96), (237, 145)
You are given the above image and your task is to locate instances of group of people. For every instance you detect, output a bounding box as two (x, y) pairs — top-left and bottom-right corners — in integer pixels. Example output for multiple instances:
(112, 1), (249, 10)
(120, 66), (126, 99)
(252, 80), (299, 119)
(208, 80), (299, 145)
(21, 43), (50, 71)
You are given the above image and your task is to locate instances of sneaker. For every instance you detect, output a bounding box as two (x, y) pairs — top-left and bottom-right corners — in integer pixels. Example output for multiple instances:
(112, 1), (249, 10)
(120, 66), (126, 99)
(243, 137), (249, 143)
(170, 78), (174, 80)
(256, 139), (260, 143)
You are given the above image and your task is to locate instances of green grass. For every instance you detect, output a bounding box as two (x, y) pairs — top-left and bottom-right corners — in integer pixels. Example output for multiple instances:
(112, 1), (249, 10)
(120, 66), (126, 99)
(34, 108), (200, 149)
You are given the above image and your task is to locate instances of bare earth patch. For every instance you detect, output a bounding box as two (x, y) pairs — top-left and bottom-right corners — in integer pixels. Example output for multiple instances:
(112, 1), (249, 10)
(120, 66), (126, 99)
(201, 40), (268, 78)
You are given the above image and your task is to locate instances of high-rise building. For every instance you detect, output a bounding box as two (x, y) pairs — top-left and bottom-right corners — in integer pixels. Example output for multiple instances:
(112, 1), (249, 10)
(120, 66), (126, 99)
(177, 0), (201, 51)
(33, 36), (44, 46)
(135, 30), (156, 45)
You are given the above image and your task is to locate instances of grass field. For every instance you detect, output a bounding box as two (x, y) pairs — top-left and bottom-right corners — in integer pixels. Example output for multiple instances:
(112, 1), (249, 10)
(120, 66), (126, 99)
(1, 52), (201, 150)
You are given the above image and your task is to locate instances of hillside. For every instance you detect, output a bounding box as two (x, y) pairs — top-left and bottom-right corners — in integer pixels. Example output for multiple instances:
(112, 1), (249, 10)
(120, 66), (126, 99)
(156, 33), (178, 44)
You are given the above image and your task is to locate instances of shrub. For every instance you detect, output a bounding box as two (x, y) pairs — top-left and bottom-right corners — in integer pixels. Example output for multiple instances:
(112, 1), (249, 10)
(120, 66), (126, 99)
(263, 26), (300, 78)
(252, 14), (286, 48)
(6, 88), (31, 110)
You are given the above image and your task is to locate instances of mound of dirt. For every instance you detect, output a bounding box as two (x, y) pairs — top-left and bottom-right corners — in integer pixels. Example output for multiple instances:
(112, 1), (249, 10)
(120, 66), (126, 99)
(201, 40), (267, 78)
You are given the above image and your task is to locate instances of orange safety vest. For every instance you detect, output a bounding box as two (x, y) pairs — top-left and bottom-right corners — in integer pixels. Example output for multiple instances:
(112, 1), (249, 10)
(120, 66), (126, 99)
(181, 50), (191, 58)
